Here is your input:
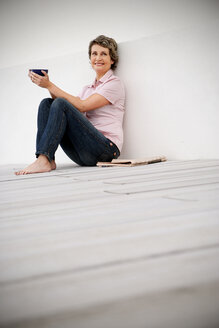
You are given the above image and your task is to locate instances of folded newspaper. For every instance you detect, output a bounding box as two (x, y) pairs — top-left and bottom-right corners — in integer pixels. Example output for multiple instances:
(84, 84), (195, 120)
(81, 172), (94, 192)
(97, 156), (167, 167)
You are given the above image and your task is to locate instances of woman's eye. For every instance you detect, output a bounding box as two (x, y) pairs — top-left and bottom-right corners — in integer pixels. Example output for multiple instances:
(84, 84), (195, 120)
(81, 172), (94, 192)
(91, 52), (107, 56)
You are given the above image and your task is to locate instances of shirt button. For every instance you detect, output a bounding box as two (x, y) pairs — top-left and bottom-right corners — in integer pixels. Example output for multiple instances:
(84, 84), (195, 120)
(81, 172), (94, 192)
(110, 143), (113, 147)
(114, 152), (116, 156)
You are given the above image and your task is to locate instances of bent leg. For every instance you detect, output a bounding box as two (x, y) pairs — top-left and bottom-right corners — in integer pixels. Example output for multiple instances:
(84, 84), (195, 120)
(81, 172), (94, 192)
(15, 98), (65, 175)
(58, 99), (120, 166)
(36, 98), (54, 151)
(15, 97), (120, 174)
(36, 98), (68, 162)
(36, 98), (56, 169)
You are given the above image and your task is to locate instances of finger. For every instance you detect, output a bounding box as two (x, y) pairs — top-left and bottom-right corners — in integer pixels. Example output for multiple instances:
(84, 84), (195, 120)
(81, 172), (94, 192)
(28, 70), (34, 78)
(31, 72), (39, 77)
(29, 72), (34, 79)
(41, 70), (48, 77)
(32, 73), (42, 81)
(31, 74), (38, 83)
(29, 70), (36, 77)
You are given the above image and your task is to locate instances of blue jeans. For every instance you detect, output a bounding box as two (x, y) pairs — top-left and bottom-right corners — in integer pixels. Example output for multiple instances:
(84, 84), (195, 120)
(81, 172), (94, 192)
(36, 97), (120, 166)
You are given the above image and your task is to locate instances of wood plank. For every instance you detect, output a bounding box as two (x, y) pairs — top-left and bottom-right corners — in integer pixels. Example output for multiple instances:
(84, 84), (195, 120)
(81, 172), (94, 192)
(1, 210), (219, 284)
(1, 159), (219, 183)
(0, 247), (219, 327)
(1, 186), (219, 238)
(0, 160), (219, 328)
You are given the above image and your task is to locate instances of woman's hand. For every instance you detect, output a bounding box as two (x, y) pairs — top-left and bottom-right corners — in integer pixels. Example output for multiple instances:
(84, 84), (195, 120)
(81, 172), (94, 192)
(28, 71), (109, 111)
(28, 70), (51, 89)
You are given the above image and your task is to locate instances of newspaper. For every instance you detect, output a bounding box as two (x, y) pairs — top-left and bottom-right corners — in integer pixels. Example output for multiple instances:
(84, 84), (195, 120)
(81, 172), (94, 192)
(97, 156), (166, 167)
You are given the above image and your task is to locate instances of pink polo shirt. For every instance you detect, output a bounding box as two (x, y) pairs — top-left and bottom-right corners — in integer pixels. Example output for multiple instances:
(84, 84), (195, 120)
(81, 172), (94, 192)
(78, 69), (125, 152)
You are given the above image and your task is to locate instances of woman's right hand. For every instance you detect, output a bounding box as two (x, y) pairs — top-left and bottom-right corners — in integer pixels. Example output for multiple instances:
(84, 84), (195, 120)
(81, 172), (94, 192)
(28, 70), (51, 89)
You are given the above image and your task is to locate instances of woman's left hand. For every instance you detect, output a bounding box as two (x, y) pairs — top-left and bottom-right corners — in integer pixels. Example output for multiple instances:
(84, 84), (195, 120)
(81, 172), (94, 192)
(29, 70), (51, 89)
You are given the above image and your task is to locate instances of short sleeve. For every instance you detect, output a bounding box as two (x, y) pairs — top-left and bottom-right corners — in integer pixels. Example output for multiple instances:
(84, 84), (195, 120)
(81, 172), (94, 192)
(95, 79), (125, 105)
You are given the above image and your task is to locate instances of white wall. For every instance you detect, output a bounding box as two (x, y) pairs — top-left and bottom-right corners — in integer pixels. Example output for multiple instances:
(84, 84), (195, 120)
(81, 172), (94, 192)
(1, 0), (218, 70)
(0, 0), (219, 164)
(0, 52), (93, 165)
(118, 21), (219, 160)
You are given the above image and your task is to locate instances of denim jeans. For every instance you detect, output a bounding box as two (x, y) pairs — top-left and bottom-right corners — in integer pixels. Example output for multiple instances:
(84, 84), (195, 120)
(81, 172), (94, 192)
(35, 97), (120, 166)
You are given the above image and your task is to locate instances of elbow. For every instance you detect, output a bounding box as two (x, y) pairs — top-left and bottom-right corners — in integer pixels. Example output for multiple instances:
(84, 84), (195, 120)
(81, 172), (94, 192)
(76, 99), (87, 113)
(78, 100), (90, 113)
(78, 105), (86, 113)
(75, 98), (96, 112)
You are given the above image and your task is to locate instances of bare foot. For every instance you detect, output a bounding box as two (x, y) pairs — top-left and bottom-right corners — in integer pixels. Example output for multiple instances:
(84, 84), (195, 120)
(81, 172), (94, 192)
(15, 155), (53, 175)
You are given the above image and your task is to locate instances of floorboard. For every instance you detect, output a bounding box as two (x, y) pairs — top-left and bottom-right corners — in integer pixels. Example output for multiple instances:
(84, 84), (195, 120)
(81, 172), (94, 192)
(0, 160), (219, 328)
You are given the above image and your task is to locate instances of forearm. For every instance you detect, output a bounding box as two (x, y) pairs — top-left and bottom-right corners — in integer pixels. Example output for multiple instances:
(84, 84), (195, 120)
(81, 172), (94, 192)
(30, 72), (109, 112)
(49, 90), (56, 99)
(47, 82), (85, 111)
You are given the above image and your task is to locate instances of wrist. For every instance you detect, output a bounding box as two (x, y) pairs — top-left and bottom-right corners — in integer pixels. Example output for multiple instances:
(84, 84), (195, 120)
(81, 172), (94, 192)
(47, 81), (55, 91)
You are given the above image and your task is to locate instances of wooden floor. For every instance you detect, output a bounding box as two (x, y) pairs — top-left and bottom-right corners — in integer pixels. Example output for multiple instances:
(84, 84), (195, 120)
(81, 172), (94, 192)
(0, 159), (219, 328)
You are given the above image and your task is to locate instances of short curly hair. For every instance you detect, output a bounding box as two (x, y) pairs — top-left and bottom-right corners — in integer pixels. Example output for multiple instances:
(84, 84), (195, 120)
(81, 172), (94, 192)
(88, 35), (119, 70)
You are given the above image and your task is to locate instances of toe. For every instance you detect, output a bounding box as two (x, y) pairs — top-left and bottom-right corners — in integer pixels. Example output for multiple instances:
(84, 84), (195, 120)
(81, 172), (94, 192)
(15, 171), (21, 175)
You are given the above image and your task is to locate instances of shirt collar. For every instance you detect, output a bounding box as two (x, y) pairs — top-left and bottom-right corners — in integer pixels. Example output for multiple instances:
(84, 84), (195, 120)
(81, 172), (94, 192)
(89, 69), (113, 88)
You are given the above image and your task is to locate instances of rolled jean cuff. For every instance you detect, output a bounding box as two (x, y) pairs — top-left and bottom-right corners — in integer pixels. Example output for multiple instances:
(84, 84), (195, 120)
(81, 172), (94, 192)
(35, 151), (54, 162)
(107, 139), (120, 157)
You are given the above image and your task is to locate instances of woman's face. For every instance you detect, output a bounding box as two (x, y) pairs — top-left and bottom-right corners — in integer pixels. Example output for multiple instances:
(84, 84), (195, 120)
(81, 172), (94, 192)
(90, 44), (114, 78)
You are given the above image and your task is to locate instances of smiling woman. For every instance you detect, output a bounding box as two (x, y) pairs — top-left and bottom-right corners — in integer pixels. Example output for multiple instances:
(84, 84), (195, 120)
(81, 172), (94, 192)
(89, 35), (119, 71)
(15, 35), (125, 175)
(90, 45), (114, 80)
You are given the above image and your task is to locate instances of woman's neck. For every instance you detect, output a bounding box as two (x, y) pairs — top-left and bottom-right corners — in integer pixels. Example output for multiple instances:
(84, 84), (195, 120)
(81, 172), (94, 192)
(95, 73), (104, 81)
(95, 68), (111, 81)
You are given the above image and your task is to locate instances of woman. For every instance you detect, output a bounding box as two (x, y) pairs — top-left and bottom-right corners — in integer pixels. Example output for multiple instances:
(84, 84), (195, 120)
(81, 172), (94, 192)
(15, 35), (125, 175)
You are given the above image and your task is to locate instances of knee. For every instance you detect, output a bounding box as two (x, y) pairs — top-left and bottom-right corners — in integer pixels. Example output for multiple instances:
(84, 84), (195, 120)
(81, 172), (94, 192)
(39, 97), (53, 111)
(52, 97), (67, 108)
(50, 98), (70, 113)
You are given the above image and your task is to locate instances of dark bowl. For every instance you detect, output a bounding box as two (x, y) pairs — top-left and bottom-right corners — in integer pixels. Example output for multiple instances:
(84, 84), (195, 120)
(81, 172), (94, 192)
(30, 69), (48, 76)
